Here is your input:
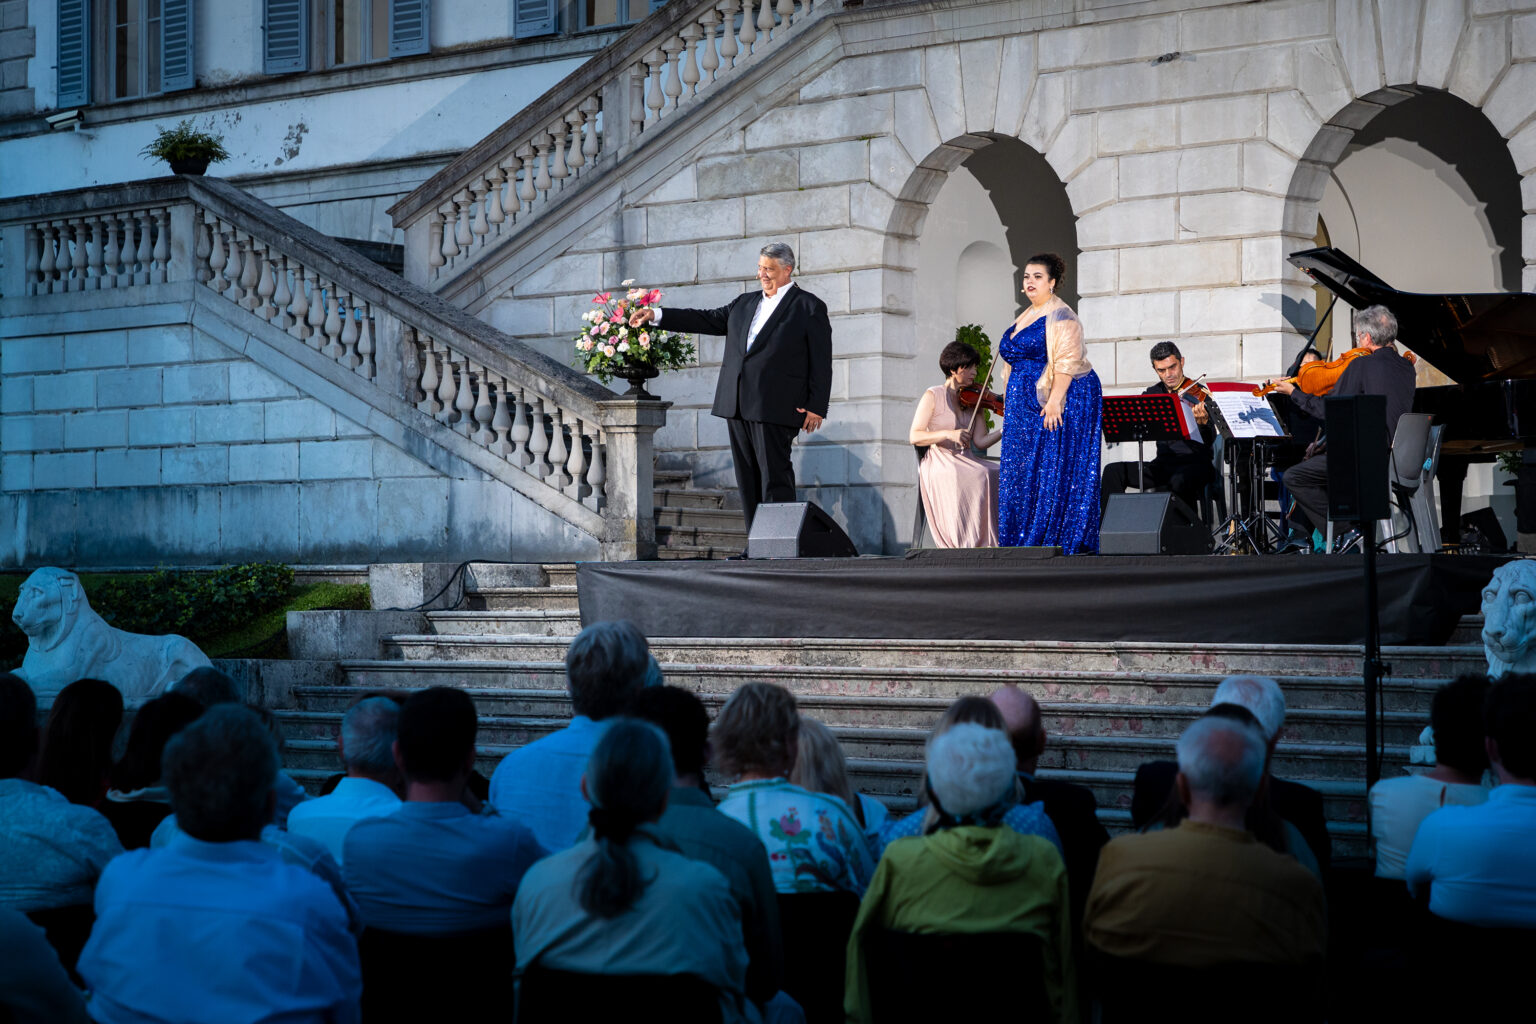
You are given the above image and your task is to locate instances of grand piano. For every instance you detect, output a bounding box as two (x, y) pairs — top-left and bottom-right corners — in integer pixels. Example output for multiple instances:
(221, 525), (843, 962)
(1287, 246), (1536, 455)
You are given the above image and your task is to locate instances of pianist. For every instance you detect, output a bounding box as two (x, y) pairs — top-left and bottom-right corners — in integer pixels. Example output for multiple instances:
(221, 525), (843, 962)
(1273, 305), (1417, 552)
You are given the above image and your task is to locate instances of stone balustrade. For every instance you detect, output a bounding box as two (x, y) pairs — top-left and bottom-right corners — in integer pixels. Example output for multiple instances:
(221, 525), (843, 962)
(390, 0), (827, 287)
(0, 177), (666, 560)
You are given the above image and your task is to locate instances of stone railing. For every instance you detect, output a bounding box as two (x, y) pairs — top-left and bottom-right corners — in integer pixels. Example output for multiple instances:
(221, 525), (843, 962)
(0, 177), (667, 560)
(388, 0), (830, 286)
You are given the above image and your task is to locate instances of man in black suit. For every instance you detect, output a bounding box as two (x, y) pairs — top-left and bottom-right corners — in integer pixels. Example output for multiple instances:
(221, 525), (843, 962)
(1100, 340), (1217, 515)
(989, 684), (1110, 927)
(631, 242), (832, 532)
(1129, 675), (1331, 874)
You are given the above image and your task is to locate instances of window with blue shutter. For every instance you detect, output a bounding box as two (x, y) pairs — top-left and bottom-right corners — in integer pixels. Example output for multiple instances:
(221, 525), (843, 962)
(264, 0), (310, 73)
(56, 0), (91, 107)
(514, 0), (557, 39)
(161, 0), (195, 91)
(389, 0), (429, 56)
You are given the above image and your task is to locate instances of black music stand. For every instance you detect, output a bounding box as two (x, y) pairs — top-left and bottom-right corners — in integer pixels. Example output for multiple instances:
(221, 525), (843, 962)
(1204, 392), (1289, 554)
(1101, 393), (1189, 490)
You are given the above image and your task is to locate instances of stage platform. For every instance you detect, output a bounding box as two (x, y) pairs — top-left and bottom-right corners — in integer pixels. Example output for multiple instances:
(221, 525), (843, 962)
(578, 551), (1511, 647)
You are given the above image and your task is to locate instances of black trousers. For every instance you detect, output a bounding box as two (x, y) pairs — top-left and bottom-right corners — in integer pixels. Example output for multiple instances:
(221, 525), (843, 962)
(1282, 453), (1331, 533)
(726, 417), (798, 530)
(1101, 455), (1213, 513)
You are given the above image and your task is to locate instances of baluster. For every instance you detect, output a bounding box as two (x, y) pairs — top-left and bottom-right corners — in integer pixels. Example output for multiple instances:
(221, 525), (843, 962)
(700, 11), (722, 85)
(564, 417), (588, 502)
(191, 214), (210, 286)
(756, 0), (775, 43)
(776, 0), (794, 35)
(428, 215), (446, 271)
(133, 212), (153, 287)
(85, 217), (104, 290)
(289, 264), (313, 341)
(643, 50), (666, 123)
(436, 348), (459, 424)
(532, 133), (554, 199)
(356, 308), (375, 379)
(680, 24), (702, 99)
(237, 234), (261, 309)
(516, 144), (538, 210)
(527, 394), (551, 477)
(547, 406), (570, 489)
(718, 0), (741, 69)
(23, 225), (39, 295)
(340, 292), (361, 368)
(118, 214), (140, 288)
(439, 203), (460, 264)
(38, 223), (57, 294)
(490, 375), (513, 457)
(586, 430), (606, 510)
(453, 191), (473, 255)
(580, 96), (601, 164)
(469, 181), (489, 244)
(454, 362), (477, 437)
(221, 230), (244, 302)
(306, 273), (327, 348)
(71, 219), (90, 292)
(564, 109), (585, 175)
(152, 208), (170, 283)
(272, 255), (293, 330)
(662, 36), (685, 111)
(486, 165), (507, 229)
(207, 221), (228, 292)
(417, 335), (441, 413)
(255, 246), (277, 321)
(630, 64), (649, 137)
(501, 155), (523, 220)
(510, 386), (532, 467)
(322, 288), (344, 360)
(739, 0), (758, 57)
(547, 120), (570, 189)
(471, 365), (495, 444)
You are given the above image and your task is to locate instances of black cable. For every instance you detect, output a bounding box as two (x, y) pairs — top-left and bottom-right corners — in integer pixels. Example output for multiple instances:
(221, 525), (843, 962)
(371, 558), (544, 612)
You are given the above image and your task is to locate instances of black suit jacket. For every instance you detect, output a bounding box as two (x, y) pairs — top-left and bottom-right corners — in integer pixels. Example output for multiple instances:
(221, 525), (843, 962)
(1141, 382), (1217, 463)
(660, 285), (833, 429)
(1020, 773), (1110, 925)
(1130, 759), (1331, 872)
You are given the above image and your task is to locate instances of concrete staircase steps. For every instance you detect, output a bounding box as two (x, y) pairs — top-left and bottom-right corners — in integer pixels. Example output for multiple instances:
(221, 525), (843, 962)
(425, 610), (582, 636)
(655, 523), (749, 551)
(656, 543), (746, 559)
(461, 585), (579, 612)
(651, 470), (745, 559)
(655, 487), (728, 509)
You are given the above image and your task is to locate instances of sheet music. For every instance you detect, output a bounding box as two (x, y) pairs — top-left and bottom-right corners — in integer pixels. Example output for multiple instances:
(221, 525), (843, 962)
(1207, 391), (1288, 439)
(1175, 393), (1201, 439)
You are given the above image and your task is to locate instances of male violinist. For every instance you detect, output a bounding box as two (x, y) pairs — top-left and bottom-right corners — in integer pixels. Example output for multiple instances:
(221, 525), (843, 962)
(1100, 341), (1217, 515)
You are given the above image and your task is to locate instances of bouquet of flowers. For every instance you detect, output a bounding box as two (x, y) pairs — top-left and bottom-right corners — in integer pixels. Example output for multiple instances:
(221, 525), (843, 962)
(574, 280), (696, 385)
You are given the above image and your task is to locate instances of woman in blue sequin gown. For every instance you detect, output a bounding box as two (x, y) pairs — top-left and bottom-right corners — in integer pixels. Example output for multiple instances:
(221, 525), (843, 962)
(996, 254), (1103, 553)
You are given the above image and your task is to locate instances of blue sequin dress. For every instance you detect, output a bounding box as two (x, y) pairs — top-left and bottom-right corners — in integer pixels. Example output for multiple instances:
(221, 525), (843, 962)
(997, 316), (1103, 553)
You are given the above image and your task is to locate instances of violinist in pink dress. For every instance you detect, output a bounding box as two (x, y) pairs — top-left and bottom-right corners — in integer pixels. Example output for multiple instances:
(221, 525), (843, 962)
(909, 342), (1004, 548)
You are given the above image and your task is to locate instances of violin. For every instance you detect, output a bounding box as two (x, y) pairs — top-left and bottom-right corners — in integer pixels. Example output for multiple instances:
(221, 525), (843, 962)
(957, 382), (1005, 415)
(1252, 345), (1372, 398)
(1173, 376), (1211, 406)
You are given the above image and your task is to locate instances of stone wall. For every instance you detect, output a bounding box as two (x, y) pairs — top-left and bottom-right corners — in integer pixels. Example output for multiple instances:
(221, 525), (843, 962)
(0, 0), (32, 118)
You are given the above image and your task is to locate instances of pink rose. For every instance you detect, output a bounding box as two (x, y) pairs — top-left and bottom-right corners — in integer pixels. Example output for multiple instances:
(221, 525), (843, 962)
(638, 332), (650, 346)
(598, 322), (610, 335)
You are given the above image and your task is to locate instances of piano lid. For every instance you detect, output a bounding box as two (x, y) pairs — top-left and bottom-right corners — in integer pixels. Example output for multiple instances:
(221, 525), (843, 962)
(1288, 246), (1536, 386)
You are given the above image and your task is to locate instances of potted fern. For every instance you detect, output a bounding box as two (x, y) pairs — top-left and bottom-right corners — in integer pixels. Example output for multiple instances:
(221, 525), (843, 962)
(141, 119), (230, 176)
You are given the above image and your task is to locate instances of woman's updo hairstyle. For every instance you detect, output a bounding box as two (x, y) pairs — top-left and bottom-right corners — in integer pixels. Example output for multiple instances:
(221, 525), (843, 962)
(1025, 252), (1067, 287)
(939, 341), (980, 378)
(579, 717), (673, 918)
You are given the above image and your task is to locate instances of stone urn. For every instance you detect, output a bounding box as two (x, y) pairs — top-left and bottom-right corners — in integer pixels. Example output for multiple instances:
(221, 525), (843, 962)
(614, 363), (660, 399)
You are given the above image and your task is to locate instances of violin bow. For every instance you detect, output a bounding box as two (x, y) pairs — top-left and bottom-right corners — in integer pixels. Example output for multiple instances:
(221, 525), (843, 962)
(965, 353), (1000, 438)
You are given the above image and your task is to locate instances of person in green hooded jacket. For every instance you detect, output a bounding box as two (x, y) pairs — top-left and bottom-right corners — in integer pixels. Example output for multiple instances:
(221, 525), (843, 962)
(844, 722), (1076, 1024)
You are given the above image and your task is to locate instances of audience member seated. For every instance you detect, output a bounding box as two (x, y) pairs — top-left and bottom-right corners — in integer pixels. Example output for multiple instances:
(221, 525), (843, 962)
(100, 692), (204, 849)
(77, 705), (361, 1023)
(1085, 715), (1326, 970)
(490, 621), (649, 850)
(513, 718), (754, 1024)
(631, 686), (786, 1008)
(345, 687), (545, 934)
(0, 908), (90, 1024)
(34, 678), (123, 810)
(845, 723), (1075, 1024)
(791, 716), (889, 838)
(0, 673), (123, 913)
(879, 696), (1061, 858)
(713, 683), (876, 896)
(1371, 674), (1490, 880)
(171, 665), (308, 827)
(288, 696), (403, 865)
(1130, 675), (1331, 873)
(990, 684), (1109, 924)
(1407, 674), (1536, 927)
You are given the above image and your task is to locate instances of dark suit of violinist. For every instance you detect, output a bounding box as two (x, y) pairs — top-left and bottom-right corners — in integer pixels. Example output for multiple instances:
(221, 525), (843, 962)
(1099, 341), (1216, 515)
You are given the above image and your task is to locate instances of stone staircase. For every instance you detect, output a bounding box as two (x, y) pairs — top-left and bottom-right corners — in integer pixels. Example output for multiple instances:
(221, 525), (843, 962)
(653, 469), (747, 560)
(276, 563), (1485, 858)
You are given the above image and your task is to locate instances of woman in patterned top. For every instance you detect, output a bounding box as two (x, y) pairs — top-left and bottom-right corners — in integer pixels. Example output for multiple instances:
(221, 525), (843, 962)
(714, 684), (877, 895)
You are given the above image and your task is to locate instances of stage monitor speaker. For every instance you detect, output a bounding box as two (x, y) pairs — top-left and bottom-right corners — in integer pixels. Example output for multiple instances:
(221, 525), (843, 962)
(1325, 394), (1390, 522)
(747, 502), (859, 559)
(1099, 493), (1212, 555)
(1460, 506), (1509, 553)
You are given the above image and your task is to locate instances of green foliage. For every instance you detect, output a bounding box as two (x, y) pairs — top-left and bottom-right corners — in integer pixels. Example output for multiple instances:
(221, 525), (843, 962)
(954, 324), (996, 432)
(1497, 451), (1521, 477)
(140, 119), (231, 164)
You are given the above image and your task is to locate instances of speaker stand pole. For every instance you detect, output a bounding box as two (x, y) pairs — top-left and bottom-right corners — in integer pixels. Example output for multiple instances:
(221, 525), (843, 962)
(1361, 524), (1387, 789)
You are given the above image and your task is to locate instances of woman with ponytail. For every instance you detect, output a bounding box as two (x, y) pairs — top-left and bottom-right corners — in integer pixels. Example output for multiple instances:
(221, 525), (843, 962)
(512, 718), (754, 1022)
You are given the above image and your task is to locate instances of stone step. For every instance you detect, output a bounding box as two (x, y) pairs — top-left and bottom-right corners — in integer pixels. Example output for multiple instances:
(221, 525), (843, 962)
(1449, 614), (1483, 646)
(654, 487), (728, 509)
(654, 506), (747, 531)
(424, 610), (582, 637)
(655, 544), (739, 560)
(655, 524), (749, 550)
(461, 586), (579, 612)
(653, 470), (694, 487)
(540, 563), (578, 588)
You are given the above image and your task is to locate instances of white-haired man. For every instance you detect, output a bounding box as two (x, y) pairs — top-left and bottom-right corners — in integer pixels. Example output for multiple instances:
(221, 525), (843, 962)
(844, 723), (1076, 1024)
(1130, 675), (1331, 872)
(630, 242), (833, 534)
(1086, 715), (1326, 969)
(288, 697), (403, 865)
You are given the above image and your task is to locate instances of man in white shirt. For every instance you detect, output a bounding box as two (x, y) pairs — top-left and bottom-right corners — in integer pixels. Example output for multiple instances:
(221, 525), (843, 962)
(288, 697), (403, 864)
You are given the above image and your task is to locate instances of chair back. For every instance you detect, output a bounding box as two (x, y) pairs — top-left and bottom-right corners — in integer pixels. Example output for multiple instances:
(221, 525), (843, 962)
(866, 928), (1048, 1020)
(358, 925), (514, 1023)
(1091, 950), (1324, 1023)
(912, 445), (932, 547)
(518, 967), (722, 1024)
(1389, 413), (1434, 492)
(776, 890), (861, 1024)
(25, 904), (95, 984)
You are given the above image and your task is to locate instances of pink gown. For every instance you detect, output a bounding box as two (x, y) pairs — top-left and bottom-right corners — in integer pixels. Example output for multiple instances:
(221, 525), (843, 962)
(917, 385), (1000, 548)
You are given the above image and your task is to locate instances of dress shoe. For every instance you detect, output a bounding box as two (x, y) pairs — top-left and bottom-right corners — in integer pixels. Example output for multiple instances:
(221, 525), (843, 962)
(1331, 529), (1363, 554)
(1276, 536), (1310, 555)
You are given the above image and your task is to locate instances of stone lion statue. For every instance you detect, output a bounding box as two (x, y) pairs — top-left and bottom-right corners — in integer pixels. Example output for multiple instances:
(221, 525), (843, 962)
(11, 567), (211, 702)
(1482, 559), (1536, 679)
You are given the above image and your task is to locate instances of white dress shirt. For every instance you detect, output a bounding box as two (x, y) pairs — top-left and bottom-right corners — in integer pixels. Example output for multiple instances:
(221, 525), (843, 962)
(652, 282), (796, 351)
(286, 777), (402, 865)
(1368, 773), (1488, 880)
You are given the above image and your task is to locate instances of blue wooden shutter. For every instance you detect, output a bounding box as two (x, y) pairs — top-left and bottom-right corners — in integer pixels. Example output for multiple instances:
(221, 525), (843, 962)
(389, 0), (429, 57)
(514, 0), (556, 39)
(264, 0), (309, 73)
(56, 0), (91, 107)
(161, 0), (195, 91)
